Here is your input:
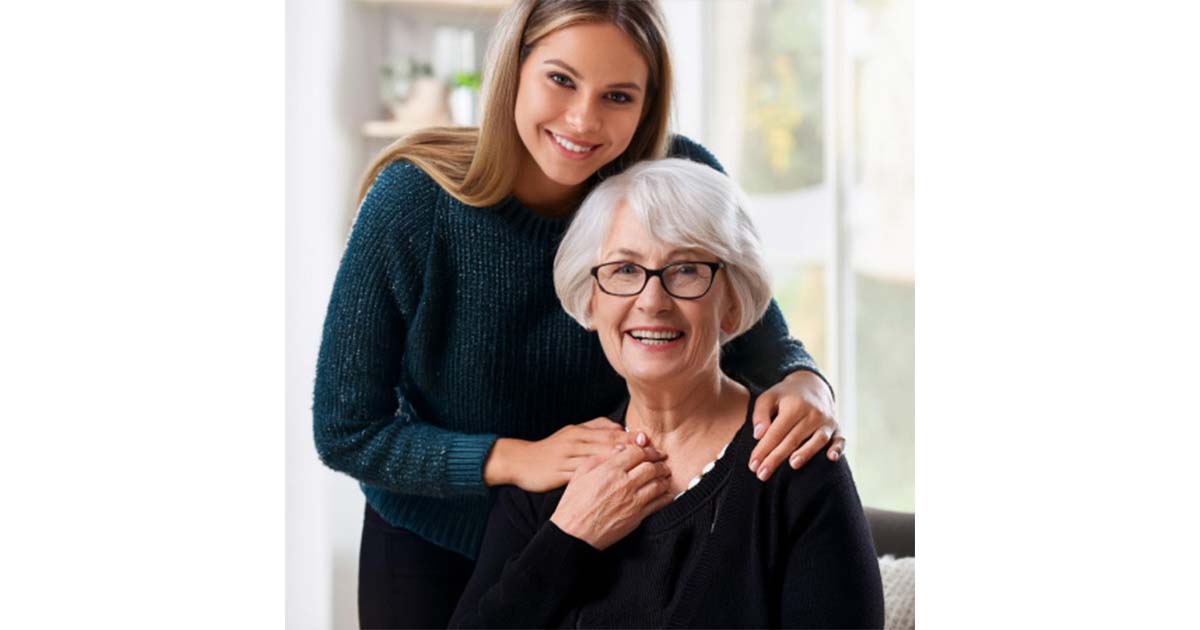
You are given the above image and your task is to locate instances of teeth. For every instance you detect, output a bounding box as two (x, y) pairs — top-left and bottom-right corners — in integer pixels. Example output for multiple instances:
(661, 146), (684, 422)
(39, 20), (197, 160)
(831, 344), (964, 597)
(630, 330), (683, 341)
(552, 132), (593, 153)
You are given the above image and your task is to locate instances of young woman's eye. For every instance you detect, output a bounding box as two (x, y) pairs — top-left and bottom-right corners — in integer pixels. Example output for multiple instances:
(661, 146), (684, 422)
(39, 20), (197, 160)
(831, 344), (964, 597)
(548, 72), (574, 88)
(606, 92), (634, 104)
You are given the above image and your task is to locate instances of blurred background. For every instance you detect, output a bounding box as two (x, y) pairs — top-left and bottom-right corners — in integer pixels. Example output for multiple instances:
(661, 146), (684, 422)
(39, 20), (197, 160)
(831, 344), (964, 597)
(287, 0), (911, 627)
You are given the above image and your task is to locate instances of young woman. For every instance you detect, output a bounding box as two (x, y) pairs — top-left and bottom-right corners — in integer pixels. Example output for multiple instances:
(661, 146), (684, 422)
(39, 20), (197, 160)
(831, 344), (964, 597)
(313, 1), (844, 627)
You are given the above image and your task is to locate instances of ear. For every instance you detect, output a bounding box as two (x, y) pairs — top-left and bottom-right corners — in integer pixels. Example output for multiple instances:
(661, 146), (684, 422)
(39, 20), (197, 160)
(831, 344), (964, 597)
(719, 288), (740, 335)
(585, 286), (598, 331)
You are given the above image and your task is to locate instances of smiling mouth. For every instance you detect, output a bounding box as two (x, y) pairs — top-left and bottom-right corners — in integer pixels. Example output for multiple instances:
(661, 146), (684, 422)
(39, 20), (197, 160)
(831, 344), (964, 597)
(626, 330), (684, 346)
(548, 130), (600, 154)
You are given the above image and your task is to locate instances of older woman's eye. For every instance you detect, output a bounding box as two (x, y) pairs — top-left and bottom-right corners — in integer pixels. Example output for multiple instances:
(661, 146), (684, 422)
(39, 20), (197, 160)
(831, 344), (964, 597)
(616, 263), (640, 275)
(675, 264), (699, 275)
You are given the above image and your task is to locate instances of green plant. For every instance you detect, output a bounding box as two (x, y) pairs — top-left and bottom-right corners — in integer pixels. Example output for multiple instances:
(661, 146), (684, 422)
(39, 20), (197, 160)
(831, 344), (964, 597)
(450, 71), (482, 90)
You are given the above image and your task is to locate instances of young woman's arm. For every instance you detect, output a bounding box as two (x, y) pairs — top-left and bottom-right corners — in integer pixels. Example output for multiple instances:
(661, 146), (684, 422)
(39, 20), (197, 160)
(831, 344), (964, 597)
(720, 302), (843, 478)
(312, 162), (497, 497)
(312, 163), (639, 497)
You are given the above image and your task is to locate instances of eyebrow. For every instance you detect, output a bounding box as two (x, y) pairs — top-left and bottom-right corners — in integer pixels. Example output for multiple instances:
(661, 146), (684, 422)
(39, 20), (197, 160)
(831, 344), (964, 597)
(544, 59), (644, 92)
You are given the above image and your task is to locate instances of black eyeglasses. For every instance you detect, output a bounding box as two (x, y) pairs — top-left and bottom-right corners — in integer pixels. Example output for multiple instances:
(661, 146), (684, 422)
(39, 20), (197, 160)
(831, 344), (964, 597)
(590, 261), (724, 300)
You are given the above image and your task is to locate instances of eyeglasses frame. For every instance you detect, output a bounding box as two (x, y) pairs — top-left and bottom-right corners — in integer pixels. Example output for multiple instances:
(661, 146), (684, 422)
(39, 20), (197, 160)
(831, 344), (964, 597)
(589, 260), (725, 300)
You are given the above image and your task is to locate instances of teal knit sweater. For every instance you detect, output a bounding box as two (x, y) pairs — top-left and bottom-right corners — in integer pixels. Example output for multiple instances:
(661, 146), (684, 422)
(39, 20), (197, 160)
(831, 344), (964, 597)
(312, 136), (825, 558)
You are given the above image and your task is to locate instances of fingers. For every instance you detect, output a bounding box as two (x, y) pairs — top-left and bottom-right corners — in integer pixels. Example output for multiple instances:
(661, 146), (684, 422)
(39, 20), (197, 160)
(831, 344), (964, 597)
(626, 459), (671, 488)
(750, 389), (779, 441)
(578, 424), (636, 449)
(638, 489), (675, 518)
(634, 474), (674, 511)
(575, 454), (605, 476)
(580, 417), (624, 431)
(754, 413), (819, 480)
(748, 397), (805, 476)
(787, 423), (834, 470)
(825, 433), (847, 461)
(601, 442), (664, 473)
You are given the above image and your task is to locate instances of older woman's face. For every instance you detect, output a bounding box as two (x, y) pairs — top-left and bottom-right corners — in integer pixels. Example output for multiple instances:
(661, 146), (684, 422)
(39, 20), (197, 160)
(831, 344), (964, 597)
(590, 203), (737, 386)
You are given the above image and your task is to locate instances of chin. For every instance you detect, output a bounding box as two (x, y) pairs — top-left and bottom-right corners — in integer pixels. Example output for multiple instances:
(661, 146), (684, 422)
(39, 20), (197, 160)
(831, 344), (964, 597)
(542, 163), (594, 187)
(621, 362), (680, 385)
(537, 154), (605, 188)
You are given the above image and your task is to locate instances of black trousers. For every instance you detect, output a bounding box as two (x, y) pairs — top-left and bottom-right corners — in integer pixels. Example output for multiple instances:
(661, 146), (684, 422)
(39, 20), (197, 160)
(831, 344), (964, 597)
(358, 503), (477, 629)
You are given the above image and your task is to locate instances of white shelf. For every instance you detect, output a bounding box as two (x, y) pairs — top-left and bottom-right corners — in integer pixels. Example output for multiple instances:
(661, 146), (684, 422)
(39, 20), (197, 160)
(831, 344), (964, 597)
(356, 0), (512, 12)
(363, 119), (425, 139)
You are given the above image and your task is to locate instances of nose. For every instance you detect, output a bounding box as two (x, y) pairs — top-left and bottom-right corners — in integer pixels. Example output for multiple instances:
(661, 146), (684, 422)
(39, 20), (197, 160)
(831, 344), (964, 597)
(635, 274), (673, 313)
(565, 92), (601, 135)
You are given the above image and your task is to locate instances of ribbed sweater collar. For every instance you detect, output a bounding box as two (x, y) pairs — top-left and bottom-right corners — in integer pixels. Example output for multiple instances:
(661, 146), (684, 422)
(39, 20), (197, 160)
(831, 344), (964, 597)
(484, 195), (576, 242)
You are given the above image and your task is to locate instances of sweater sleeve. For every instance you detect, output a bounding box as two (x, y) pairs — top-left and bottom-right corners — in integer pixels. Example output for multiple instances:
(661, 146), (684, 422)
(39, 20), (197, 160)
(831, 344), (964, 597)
(778, 472), (885, 628)
(720, 302), (832, 395)
(312, 162), (498, 498)
(668, 134), (832, 395)
(449, 487), (600, 628)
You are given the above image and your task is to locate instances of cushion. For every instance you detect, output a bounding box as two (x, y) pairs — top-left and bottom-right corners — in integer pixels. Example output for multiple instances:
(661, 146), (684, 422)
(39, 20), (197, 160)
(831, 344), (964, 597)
(878, 555), (915, 630)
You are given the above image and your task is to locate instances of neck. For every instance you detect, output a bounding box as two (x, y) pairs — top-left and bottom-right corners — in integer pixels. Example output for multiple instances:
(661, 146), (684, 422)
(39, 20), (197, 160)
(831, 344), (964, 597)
(624, 370), (747, 448)
(511, 148), (585, 218)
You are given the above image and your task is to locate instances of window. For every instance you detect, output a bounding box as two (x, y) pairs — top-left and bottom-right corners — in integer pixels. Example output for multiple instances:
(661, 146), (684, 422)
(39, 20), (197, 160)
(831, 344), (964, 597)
(669, 0), (913, 511)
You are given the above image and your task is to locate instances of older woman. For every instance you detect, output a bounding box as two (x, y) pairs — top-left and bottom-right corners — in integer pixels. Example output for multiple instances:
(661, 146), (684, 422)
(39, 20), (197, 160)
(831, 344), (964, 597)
(449, 159), (884, 629)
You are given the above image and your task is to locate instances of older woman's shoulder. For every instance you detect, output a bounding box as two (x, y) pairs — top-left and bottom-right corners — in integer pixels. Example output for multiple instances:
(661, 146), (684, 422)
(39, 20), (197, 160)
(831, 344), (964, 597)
(667, 134), (727, 175)
(759, 445), (858, 514)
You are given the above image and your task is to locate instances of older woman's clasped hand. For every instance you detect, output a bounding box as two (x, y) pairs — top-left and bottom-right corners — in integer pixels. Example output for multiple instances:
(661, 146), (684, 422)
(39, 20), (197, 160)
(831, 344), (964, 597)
(550, 440), (673, 550)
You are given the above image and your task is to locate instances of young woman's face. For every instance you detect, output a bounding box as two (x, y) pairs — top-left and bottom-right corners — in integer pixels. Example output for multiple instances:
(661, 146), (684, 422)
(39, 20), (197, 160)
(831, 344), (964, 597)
(513, 22), (649, 205)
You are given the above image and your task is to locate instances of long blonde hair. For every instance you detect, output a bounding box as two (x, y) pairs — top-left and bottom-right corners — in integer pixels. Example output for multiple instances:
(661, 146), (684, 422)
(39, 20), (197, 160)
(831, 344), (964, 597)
(356, 0), (674, 207)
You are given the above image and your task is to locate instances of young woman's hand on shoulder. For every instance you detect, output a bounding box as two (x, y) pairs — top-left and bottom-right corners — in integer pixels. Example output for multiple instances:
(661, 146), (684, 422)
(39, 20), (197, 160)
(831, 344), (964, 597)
(748, 371), (846, 481)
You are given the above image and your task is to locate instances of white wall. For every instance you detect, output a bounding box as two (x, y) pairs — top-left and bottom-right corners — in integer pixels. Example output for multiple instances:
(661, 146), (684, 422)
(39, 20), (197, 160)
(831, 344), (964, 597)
(286, 1), (376, 628)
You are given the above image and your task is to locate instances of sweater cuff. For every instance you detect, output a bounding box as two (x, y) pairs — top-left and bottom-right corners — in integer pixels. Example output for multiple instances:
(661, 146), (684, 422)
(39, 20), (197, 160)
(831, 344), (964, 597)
(445, 433), (501, 494)
(513, 521), (602, 587)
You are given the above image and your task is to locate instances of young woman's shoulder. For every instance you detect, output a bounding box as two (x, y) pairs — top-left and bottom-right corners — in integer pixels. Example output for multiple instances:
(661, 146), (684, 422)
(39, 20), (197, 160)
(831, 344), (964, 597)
(667, 134), (727, 175)
(364, 159), (445, 209)
(353, 159), (445, 235)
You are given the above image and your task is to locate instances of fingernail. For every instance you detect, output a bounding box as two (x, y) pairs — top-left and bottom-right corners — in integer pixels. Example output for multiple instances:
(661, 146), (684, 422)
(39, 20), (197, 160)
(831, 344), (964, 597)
(757, 466), (769, 481)
(636, 432), (647, 446)
(830, 451), (840, 461)
(749, 458), (760, 472)
(615, 444), (625, 451)
(753, 423), (766, 439)
(790, 455), (803, 468)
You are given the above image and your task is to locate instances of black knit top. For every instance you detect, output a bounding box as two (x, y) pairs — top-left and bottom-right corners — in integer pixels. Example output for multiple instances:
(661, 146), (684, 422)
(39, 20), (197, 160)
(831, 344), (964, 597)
(448, 390), (885, 628)
(312, 136), (826, 558)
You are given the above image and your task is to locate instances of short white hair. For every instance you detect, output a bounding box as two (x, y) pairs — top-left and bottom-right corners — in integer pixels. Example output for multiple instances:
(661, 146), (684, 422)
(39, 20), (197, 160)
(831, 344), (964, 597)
(553, 158), (772, 344)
